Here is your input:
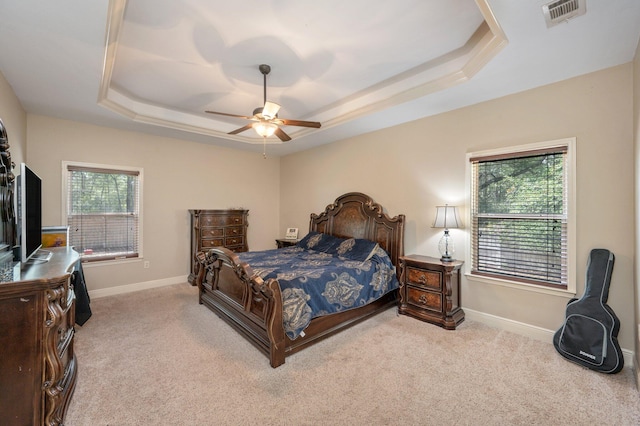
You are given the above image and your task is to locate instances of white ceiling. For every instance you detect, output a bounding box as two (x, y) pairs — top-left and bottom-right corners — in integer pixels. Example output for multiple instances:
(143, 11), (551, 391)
(1, 0), (639, 156)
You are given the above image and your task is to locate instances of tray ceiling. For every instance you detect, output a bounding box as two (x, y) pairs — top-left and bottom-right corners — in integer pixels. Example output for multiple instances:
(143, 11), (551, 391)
(1, 0), (639, 156)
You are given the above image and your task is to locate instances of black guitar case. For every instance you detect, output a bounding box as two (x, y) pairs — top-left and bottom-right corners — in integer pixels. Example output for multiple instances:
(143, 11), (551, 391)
(553, 248), (623, 373)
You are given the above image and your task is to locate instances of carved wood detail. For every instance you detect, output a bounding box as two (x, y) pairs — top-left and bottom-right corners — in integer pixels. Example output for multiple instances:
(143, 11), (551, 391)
(196, 192), (404, 367)
(0, 247), (79, 425)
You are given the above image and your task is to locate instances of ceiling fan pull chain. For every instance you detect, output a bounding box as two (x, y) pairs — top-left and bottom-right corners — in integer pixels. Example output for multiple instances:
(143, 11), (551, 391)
(263, 136), (267, 159)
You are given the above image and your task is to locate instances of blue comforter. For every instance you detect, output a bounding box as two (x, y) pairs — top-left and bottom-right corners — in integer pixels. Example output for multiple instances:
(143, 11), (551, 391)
(238, 242), (398, 339)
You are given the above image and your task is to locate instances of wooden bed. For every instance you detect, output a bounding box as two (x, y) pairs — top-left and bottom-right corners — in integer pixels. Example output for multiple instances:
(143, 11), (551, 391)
(195, 192), (405, 368)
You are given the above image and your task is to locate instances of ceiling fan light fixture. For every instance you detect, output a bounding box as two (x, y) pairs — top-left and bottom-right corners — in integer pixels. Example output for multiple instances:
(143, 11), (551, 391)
(253, 121), (278, 137)
(205, 64), (320, 143)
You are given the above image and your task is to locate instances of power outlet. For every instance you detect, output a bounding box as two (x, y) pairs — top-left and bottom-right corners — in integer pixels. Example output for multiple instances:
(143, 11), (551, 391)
(143, 261), (150, 269)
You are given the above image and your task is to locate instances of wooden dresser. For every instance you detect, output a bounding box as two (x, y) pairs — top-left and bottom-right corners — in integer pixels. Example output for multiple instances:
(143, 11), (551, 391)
(0, 247), (80, 426)
(188, 209), (248, 285)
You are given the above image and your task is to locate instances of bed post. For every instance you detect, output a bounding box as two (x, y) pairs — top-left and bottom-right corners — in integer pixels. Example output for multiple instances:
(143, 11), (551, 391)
(263, 278), (286, 368)
(195, 250), (220, 304)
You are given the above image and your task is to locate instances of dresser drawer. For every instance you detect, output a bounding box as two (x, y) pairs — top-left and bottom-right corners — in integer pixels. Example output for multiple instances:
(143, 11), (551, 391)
(225, 236), (245, 247)
(225, 226), (244, 237)
(56, 287), (75, 356)
(406, 267), (441, 290)
(406, 286), (442, 312)
(57, 327), (74, 370)
(225, 215), (245, 226)
(201, 227), (224, 239)
(200, 214), (245, 227)
(201, 238), (224, 248)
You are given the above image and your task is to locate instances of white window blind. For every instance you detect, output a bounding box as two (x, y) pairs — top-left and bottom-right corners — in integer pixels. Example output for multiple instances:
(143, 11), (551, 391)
(470, 146), (569, 288)
(66, 164), (140, 262)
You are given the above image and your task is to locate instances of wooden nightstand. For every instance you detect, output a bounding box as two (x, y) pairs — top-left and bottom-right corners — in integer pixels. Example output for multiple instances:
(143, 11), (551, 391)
(275, 238), (299, 248)
(398, 254), (465, 329)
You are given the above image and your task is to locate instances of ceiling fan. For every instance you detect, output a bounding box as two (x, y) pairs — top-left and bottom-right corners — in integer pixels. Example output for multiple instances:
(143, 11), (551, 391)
(205, 64), (321, 142)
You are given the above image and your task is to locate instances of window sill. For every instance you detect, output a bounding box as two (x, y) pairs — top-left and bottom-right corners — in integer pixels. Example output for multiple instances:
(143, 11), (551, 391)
(81, 257), (142, 268)
(465, 272), (576, 299)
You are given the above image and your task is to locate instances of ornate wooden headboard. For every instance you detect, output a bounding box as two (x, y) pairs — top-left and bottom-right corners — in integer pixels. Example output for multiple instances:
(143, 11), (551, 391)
(309, 192), (405, 270)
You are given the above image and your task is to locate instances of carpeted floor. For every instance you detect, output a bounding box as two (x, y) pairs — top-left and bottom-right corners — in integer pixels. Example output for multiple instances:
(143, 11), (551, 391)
(66, 283), (640, 425)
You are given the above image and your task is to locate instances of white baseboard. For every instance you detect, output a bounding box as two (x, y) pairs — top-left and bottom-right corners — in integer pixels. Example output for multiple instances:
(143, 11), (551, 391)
(464, 308), (635, 369)
(88, 275), (189, 299)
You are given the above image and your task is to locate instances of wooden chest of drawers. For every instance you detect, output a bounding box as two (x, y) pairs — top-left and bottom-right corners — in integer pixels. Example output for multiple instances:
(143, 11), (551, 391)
(398, 254), (465, 330)
(188, 209), (248, 285)
(0, 247), (80, 425)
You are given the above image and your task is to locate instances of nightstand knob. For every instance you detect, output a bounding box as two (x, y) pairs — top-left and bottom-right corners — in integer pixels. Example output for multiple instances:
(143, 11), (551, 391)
(418, 274), (427, 284)
(418, 294), (428, 304)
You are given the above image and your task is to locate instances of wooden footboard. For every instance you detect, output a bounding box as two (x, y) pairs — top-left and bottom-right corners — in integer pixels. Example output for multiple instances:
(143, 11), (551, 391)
(195, 247), (287, 367)
(196, 246), (398, 368)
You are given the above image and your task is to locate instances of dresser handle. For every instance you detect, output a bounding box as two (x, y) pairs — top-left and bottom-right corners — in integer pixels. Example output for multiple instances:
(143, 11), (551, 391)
(418, 294), (428, 304)
(418, 274), (426, 284)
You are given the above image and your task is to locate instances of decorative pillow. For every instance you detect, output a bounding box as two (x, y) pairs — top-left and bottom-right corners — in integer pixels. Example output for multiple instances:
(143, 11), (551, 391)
(297, 231), (322, 249)
(297, 232), (345, 253)
(335, 238), (379, 262)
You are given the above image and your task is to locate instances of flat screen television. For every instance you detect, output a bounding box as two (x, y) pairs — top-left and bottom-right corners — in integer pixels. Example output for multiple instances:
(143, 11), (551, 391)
(15, 163), (42, 264)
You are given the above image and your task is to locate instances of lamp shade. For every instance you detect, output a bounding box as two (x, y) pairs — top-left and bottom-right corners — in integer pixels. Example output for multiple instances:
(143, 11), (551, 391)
(432, 205), (462, 229)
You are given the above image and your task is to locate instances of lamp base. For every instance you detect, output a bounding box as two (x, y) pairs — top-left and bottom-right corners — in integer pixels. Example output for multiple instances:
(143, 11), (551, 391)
(438, 230), (455, 262)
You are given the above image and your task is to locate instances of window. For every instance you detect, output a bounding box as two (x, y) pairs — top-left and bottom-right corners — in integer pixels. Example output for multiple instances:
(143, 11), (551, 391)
(468, 139), (575, 290)
(63, 162), (143, 262)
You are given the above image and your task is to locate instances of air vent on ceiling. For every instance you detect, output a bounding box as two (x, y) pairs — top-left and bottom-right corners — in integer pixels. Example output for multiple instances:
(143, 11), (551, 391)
(542, 0), (586, 28)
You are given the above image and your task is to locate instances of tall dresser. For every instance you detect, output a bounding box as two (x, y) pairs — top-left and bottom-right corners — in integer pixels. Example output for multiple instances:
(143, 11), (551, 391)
(0, 247), (80, 426)
(188, 209), (248, 285)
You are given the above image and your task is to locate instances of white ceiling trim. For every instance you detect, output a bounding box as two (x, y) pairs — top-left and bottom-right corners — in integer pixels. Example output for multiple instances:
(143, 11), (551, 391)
(98, 0), (507, 145)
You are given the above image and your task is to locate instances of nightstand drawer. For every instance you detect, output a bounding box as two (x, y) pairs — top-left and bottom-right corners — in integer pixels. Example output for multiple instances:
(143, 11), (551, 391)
(406, 267), (441, 290)
(406, 286), (442, 312)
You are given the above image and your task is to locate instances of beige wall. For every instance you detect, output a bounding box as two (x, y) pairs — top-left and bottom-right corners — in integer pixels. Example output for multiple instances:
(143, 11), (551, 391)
(281, 64), (636, 351)
(633, 34), (640, 377)
(26, 115), (281, 291)
(0, 71), (26, 164)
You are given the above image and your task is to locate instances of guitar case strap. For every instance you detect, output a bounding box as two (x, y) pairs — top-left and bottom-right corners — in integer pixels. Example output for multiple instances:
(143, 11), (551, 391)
(552, 248), (623, 374)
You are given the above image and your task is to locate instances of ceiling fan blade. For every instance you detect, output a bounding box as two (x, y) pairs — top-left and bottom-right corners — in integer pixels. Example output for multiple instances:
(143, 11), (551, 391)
(228, 123), (254, 135)
(205, 110), (255, 120)
(274, 127), (291, 142)
(262, 101), (281, 120)
(279, 118), (322, 128)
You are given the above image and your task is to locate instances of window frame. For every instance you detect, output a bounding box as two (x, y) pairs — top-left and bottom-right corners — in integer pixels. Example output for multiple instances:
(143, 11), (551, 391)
(61, 161), (144, 264)
(465, 138), (576, 295)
